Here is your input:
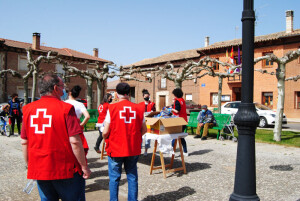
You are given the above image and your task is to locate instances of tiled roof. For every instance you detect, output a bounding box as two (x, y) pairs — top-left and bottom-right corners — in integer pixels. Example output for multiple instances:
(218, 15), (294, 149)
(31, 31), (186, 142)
(107, 79), (120, 89)
(0, 38), (111, 63)
(127, 29), (300, 67)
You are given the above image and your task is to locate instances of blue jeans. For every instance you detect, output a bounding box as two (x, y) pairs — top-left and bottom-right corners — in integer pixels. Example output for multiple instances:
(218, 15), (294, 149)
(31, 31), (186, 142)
(37, 172), (85, 201)
(108, 156), (139, 201)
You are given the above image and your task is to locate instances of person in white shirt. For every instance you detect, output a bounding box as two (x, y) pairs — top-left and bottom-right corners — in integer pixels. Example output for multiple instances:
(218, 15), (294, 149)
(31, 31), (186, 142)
(65, 85), (90, 127)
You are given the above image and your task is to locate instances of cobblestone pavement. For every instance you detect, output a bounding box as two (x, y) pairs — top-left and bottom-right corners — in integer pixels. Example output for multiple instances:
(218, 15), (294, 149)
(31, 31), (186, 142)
(0, 132), (299, 201)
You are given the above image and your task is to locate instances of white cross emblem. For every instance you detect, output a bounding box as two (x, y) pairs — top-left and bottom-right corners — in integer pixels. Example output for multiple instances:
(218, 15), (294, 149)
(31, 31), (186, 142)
(98, 105), (104, 113)
(119, 106), (136, 123)
(30, 109), (52, 134)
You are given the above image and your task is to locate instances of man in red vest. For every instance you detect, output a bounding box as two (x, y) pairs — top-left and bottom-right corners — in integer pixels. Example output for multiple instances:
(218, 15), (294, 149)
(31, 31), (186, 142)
(103, 82), (147, 201)
(21, 74), (91, 200)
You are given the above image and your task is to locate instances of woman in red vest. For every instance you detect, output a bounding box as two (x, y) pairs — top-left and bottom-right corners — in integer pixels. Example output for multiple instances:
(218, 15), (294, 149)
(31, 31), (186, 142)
(139, 89), (156, 156)
(94, 93), (112, 153)
(170, 88), (189, 156)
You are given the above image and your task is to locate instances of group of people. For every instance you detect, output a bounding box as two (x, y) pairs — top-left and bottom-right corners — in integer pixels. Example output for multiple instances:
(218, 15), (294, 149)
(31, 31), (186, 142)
(19, 72), (217, 201)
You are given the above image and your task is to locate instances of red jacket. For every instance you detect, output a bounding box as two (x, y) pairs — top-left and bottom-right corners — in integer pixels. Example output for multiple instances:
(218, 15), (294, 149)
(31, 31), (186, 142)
(173, 97), (187, 122)
(105, 100), (144, 157)
(139, 101), (155, 112)
(97, 102), (109, 123)
(22, 96), (82, 180)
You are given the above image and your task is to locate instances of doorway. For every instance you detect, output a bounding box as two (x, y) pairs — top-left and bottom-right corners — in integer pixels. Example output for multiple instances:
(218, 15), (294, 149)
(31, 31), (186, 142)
(130, 87), (135, 103)
(232, 87), (241, 101)
(159, 95), (166, 110)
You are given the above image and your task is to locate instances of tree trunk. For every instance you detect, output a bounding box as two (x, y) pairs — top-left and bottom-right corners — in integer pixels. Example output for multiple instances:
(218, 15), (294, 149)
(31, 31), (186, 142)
(23, 78), (29, 105)
(86, 78), (93, 109)
(174, 80), (182, 89)
(96, 80), (103, 106)
(217, 76), (223, 113)
(273, 63), (286, 141)
(31, 66), (37, 102)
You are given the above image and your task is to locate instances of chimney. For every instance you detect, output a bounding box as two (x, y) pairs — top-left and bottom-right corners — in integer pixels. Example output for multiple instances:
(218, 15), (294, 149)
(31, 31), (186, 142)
(93, 48), (99, 57)
(286, 10), (294, 33)
(32, 32), (41, 50)
(205, 36), (210, 47)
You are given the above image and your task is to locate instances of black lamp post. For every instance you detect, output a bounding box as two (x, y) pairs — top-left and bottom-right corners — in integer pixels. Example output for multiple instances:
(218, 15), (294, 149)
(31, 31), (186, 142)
(229, 0), (260, 201)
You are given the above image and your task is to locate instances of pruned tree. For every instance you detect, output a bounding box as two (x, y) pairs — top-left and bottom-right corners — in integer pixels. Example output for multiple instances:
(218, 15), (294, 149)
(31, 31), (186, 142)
(254, 48), (300, 141)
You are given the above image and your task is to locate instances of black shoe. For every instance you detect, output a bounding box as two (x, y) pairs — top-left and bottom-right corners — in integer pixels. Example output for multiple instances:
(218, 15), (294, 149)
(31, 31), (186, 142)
(194, 135), (201, 139)
(201, 136), (207, 140)
(94, 147), (101, 154)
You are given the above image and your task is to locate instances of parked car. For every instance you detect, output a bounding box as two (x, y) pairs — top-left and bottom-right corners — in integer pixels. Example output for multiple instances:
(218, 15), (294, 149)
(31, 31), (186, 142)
(76, 99), (87, 108)
(221, 101), (287, 128)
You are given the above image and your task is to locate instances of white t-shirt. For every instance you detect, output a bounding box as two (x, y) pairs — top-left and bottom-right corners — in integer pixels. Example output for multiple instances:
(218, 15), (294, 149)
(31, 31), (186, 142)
(65, 100), (87, 119)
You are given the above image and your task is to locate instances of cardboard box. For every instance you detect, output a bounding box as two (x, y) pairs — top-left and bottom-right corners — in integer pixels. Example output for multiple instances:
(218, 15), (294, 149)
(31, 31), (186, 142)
(145, 117), (187, 135)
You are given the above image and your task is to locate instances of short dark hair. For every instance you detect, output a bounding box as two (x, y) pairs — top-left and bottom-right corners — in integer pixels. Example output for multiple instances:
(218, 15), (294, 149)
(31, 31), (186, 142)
(172, 88), (183, 98)
(11, 93), (18, 98)
(102, 93), (112, 104)
(70, 85), (81, 98)
(116, 83), (130, 95)
(38, 73), (60, 96)
(142, 89), (150, 96)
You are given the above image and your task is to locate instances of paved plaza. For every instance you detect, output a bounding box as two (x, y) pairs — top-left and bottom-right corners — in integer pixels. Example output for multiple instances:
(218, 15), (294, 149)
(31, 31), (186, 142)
(0, 131), (299, 201)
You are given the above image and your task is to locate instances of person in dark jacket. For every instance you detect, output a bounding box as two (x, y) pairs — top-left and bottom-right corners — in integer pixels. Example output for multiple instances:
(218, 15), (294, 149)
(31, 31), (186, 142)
(8, 93), (22, 136)
(194, 105), (216, 140)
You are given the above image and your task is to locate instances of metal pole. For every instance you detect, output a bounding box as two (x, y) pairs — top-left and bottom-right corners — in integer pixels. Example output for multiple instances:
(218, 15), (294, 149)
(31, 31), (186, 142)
(229, 0), (260, 201)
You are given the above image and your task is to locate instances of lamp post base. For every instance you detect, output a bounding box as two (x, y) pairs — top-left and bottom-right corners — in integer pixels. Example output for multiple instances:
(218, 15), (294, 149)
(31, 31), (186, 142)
(229, 193), (260, 201)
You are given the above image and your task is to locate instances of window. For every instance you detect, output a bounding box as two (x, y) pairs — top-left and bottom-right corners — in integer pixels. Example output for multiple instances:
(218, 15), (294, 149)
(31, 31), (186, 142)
(146, 73), (151, 81)
(186, 94), (192, 101)
(56, 64), (65, 76)
(262, 52), (274, 68)
(234, 55), (242, 65)
(262, 92), (273, 108)
(160, 78), (166, 89)
(211, 93), (218, 106)
(18, 55), (28, 70)
(296, 92), (300, 109)
(212, 58), (219, 71)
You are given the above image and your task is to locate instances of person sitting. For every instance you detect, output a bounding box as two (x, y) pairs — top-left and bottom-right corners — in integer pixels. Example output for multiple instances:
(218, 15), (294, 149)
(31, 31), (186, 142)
(194, 105), (216, 140)
(0, 104), (10, 135)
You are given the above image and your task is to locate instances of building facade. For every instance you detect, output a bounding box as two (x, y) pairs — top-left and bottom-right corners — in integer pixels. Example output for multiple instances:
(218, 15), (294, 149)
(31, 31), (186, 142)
(126, 11), (300, 118)
(0, 33), (111, 109)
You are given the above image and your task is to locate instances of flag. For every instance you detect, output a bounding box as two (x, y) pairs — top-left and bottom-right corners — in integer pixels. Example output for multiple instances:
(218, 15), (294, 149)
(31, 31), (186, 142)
(226, 49), (228, 59)
(230, 46), (234, 64)
(238, 46), (241, 64)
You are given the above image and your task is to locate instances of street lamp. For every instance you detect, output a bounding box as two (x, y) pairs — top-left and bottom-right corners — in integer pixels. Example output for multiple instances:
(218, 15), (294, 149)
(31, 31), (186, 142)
(229, 0), (260, 201)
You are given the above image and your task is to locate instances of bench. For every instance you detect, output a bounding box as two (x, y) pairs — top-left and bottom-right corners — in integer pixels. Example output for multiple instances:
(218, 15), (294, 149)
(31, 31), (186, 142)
(186, 112), (232, 140)
(80, 109), (99, 131)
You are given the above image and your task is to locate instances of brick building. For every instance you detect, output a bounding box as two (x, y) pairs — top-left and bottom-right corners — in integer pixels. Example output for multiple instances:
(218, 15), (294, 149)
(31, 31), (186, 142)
(125, 11), (300, 118)
(0, 33), (111, 109)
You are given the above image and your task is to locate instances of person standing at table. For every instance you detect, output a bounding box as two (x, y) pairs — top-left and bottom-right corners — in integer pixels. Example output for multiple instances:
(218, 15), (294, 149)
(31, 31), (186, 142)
(65, 85), (90, 155)
(170, 88), (189, 156)
(139, 89), (156, 156)
(21, 74), (91, 200)
(8, 93), (22, 136)
(94, 93), (112, 153)
(103, 82), (147, 201)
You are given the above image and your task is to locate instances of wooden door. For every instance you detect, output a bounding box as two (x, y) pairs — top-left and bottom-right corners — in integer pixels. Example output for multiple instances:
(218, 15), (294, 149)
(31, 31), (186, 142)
(159, 95), (166, 111)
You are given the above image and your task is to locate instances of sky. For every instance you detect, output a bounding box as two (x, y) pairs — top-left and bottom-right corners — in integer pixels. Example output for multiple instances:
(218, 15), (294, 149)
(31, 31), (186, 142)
(1, 0), (299, 69)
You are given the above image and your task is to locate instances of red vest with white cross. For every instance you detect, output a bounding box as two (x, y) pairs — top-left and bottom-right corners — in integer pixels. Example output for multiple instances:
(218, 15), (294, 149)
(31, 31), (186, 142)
(105, 100), (144, 157)
(22, 96), (81, 180)
(173, 97), (188, 122)
(97, 102), (109, 123)
(139, 101), (155, 112)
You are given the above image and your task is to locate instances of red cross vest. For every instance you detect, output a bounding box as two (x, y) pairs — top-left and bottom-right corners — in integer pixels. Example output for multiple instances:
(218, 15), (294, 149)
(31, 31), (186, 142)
(97, 102), (109, 123)
(22, 96), (81, 180)
(173, 97), (188, 122)
(105, 100), (144, 157)
(139, 101), (155, 112)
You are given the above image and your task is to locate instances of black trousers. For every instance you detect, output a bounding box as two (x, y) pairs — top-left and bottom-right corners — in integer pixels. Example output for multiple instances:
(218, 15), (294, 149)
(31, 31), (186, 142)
(10, 115), (21, 135)
(95, 128), (103, 150)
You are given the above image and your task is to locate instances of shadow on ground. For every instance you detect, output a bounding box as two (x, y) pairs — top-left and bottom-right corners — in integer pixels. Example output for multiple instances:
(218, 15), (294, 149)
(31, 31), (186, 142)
(141, 186), (196, 201)
(85, 178), (127, 192)
(269, 164), (293, 171)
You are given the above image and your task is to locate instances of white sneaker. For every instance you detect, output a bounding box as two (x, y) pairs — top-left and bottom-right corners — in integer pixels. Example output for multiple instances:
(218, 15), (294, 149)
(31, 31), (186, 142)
(183, 152), (189, 157)
(143, 152), (148, 156)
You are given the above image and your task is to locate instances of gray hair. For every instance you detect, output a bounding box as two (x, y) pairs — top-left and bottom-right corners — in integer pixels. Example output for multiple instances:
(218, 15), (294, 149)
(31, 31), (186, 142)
(38, 73), (60, 96)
